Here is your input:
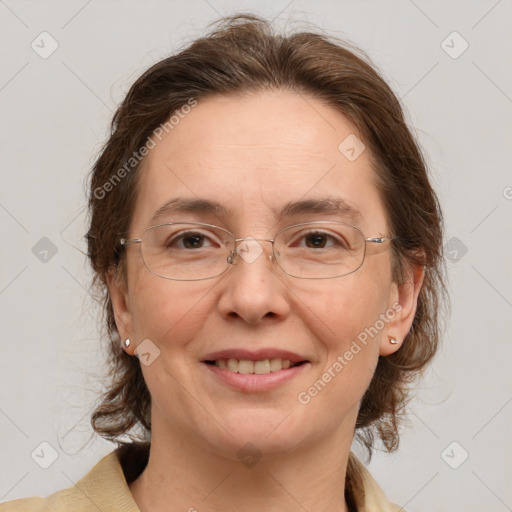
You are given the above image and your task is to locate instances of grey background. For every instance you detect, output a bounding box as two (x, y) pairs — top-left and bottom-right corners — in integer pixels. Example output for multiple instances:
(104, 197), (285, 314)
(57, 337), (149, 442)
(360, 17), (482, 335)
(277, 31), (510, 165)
(1, 1), (511, 511)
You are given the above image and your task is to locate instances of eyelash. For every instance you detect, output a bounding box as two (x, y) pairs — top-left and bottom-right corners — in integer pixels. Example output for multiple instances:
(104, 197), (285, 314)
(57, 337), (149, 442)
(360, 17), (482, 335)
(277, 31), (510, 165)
(166, 230), (348, 250)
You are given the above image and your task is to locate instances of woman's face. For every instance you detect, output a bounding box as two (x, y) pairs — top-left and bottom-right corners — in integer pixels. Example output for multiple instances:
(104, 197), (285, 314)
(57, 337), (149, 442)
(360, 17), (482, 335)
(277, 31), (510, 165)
(109, 91), (419, 460)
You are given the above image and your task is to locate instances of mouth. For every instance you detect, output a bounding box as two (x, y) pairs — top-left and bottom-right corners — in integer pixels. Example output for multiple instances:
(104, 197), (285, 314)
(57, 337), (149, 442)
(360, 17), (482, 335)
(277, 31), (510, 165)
(201, 348), (310, 392)
(203, 358), (308, 374)
(202, 359), (309, 393)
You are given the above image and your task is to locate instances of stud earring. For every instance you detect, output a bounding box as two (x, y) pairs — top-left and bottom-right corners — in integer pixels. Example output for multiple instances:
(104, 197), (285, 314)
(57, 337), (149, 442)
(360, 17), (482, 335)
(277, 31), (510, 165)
(123, 338), (131, 348)
(388, 336), (399, 345)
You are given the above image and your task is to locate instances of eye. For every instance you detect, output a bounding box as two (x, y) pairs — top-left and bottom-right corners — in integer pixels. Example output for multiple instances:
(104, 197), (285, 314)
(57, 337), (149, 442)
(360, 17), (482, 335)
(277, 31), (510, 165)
(166, 230), (219, 250)
(294, 230), (348, 249)
(301, 232), (333, 249)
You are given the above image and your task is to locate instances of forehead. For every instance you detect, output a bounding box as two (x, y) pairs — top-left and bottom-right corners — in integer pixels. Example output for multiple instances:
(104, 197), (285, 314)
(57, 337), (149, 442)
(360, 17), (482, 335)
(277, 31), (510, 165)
(132, 91), (387, 233)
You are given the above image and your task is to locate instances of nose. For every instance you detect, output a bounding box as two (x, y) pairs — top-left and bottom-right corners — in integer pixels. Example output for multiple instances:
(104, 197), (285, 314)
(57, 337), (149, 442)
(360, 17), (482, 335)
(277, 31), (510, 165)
(217, 238), (290, 325)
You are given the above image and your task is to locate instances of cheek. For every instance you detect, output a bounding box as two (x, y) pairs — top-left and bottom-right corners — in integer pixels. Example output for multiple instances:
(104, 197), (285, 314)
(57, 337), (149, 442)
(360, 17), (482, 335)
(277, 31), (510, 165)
(295, 263), (392, 349)
(293, 279), (390, 421)
(294, 258), (392, 386)
(128, 270), (212, 347)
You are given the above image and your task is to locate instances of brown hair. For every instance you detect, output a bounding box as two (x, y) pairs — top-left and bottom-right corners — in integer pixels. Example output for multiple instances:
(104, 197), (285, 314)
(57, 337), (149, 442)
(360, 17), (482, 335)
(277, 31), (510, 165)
(87, 14), (446, 454)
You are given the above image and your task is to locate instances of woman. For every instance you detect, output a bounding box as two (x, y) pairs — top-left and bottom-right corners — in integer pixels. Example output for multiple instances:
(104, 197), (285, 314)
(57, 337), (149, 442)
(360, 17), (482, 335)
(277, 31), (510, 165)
(1, 14), (445, 512)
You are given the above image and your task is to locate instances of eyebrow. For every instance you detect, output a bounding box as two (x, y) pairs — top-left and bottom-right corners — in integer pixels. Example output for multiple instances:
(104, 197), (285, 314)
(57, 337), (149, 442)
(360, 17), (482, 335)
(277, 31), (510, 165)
(278, 198), (362, 222)
(149, 198), (227, 225)
(148, 196), (362, 226)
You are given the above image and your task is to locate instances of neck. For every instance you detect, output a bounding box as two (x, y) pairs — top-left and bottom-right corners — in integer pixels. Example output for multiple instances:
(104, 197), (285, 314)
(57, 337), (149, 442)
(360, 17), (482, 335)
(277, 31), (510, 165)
(129, 419), (354, 512)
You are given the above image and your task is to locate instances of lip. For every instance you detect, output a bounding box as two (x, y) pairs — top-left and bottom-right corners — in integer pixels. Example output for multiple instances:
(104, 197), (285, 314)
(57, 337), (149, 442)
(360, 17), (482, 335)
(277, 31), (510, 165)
(202, 348), (307, 363)
(202, 348), (311, 393)
(203, 361), (310, 392)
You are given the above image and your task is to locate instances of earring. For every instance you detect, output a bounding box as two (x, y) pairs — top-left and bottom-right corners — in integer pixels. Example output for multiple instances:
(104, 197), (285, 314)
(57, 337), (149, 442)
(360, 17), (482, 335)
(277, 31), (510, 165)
(388, 336), (399, 345)
(123, 338), (131, 348)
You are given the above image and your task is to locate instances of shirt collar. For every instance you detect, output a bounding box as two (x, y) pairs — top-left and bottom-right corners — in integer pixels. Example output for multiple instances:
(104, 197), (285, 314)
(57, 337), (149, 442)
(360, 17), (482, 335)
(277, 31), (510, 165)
(79, 443), (399, 512)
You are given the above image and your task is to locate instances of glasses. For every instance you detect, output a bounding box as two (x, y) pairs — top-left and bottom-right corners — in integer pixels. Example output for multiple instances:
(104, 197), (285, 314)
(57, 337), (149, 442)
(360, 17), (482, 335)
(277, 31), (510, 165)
(119, 221), (394, 281)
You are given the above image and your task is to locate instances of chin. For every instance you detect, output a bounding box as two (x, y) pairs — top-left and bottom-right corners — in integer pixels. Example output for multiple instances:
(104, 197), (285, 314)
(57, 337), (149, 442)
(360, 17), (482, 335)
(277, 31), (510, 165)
(197, 407), (313, 459)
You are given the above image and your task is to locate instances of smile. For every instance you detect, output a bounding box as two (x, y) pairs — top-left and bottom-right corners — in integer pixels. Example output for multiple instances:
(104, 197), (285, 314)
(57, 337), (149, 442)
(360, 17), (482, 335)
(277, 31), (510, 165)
(205, 358), (305, 374)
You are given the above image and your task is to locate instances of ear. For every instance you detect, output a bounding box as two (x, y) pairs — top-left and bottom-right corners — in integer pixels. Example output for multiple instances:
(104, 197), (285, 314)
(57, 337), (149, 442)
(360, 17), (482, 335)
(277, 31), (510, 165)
(379, 262), (425, 356)
(106, 267), (134, 355)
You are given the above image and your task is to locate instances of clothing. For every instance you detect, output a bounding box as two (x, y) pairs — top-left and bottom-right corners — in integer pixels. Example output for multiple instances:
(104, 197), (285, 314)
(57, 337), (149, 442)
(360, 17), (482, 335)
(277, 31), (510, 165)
(0, 443), (402, 511)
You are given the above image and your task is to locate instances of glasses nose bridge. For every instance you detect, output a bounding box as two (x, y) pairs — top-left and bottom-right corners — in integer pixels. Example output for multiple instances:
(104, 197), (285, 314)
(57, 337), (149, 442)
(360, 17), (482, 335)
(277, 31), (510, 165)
(234, 236), (275, 245)
(227, 236), (276, 266)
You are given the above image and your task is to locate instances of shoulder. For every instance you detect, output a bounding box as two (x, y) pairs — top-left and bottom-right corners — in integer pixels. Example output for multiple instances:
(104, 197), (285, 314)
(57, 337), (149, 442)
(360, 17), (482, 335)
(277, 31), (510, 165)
(0, 491), (72, 512)
(0, 443), (148, 512)
(346, 452), (404, 512)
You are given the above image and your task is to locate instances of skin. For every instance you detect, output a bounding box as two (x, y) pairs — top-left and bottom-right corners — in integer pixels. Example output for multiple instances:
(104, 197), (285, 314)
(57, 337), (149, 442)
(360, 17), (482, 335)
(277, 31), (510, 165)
(107, 90), (424, 512)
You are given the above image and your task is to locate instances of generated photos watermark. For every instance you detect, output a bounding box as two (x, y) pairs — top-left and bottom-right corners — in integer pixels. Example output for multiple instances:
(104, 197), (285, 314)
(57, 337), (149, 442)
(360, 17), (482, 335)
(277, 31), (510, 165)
(94, 97), (198, 200)
(297, 302), (402, 405)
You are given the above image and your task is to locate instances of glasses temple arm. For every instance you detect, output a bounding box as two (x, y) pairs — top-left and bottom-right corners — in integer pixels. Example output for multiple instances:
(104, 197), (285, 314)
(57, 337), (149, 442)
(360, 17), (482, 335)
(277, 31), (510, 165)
(365, 236), (396, 244)
(120, 238), (142, 246)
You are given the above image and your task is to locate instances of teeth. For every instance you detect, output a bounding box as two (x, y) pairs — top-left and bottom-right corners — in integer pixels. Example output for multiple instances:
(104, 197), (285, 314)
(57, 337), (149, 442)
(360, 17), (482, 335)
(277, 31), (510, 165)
(254, 360), (270, 374)
(269, 358), (282, 372)
(227, 358), (239, 372)
(238, 360), (253, 374)
(215, 358), (295, 374)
